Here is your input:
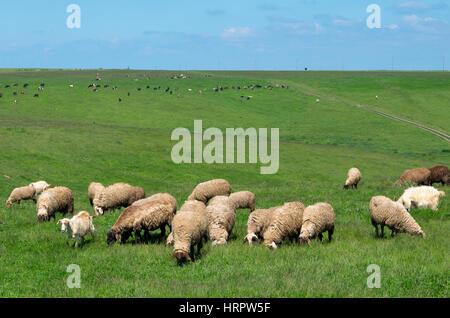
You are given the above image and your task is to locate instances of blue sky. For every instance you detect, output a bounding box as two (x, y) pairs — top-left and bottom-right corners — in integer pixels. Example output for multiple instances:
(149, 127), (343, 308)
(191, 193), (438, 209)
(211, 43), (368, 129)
(0, 0), (449, 70)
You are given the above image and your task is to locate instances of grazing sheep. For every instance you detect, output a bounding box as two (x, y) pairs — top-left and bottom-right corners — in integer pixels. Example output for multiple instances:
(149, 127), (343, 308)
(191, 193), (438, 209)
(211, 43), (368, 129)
(132, 192), (177, 211)
(344, 167), (361, 189)
(37, 186), (74, 222)
(263, 202), (306, 249)
(396, 168), (431, 186)
(58, 211), (95, 248)
(206, 196), (236, 245)
(298, 203), (335, 246)
(428, 166), (449, 186)
(187, 179), (232, 203)
(397, 186), (445, 211)
(93, 182), (144, 215)
(171, 200), (208, 265)
(29, 181), (51, 195)
(107, 200), (175, 245)
(243, 206), (279, 245)
(6, 185), (37, 207)
(88, 182), (105, 206)
(229, 191), (256, 211)
(369, 196), (425, 238)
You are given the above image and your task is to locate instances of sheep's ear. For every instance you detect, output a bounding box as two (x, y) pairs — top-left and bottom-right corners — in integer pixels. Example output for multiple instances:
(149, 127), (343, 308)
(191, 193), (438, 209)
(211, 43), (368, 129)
(115, 233), (120, 241)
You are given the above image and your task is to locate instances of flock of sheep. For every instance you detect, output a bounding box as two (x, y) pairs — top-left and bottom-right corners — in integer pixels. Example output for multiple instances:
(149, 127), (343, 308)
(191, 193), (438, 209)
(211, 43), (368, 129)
(3, 165), (448, 265)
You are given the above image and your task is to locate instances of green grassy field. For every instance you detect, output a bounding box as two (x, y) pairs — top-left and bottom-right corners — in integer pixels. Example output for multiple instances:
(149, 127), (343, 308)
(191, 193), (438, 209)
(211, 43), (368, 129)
(0, 69), (448, 297)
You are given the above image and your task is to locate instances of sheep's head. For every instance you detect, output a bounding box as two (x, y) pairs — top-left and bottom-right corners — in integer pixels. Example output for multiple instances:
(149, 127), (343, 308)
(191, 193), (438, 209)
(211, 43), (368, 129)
(106, 230), (120, 246)
(5, 199), (12, 208)
(174, 250), (191, 266)
(37, 207), (49, 222)
(94, 206), (104, 216)
(57, 219), (70, 233)
(343, 184), (350, 190)
(243, 233), (259, 245)
(298, 233), (312, 246)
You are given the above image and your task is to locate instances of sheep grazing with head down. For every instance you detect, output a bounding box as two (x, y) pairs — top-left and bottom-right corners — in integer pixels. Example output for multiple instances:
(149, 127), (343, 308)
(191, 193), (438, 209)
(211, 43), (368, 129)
(6, 185), (37, 208)
(243, 206), (279, 245)
(88, 182), (105, 206)
(263, 202), (306, 249)
(93, 182), (145, 215)
(397, 186), (445, 211)
(229, 191), (256, 211)
(132, 192), (177, 211)
(298, 202), (335, 246)
(344, 168), (361, 189)
(428, 165), (449, 186)
(396, 168), (431, 186)
(187, 179), (232, 203)
(206, 196), (236, 245)
(107, 200), (175, 245)
(36, 186), (74, 222)
(29, 181), (51, 195)
(171, 200), (208, 265)
(58, 211), (95, 248)
(369, 195), (425, 238)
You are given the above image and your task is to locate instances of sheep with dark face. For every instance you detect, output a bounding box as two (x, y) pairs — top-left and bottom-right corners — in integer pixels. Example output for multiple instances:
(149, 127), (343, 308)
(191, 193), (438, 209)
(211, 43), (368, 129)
(428, 166), (449, 186)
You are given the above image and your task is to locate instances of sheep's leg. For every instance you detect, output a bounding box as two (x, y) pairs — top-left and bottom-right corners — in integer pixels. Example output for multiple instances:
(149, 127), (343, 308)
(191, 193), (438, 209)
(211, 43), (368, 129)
(66, 234), (70, 246)
(190, 246), (195, 261)
(17, 200), (20, 205)
(75, 236), (79, 248)
(91, 231), (95, 241)
(197, 240), (203, 256)
(160, 226), (166, 241)
(380, 225), (385, 238)
(135, 231), (141, 244)
(143, 230), (150, 243)
(391, 229), (397, 237)
(81, 237), (85, 248)
(328, 226), (334, 242)
(318, 233), (323, 242)
(33, 198), (37, 204)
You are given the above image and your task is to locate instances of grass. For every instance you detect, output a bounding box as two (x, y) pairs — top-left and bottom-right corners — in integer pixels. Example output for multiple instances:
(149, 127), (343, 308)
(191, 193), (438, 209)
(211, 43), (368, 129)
(0, 69), (448, 297)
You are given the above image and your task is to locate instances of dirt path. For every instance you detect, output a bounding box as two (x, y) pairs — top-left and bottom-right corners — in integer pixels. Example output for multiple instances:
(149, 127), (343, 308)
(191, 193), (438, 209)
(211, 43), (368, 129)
(284, 82), (450, 143)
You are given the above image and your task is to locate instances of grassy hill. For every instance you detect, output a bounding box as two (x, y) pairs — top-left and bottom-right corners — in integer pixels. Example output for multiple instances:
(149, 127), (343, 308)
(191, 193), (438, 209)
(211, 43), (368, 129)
(0, 69), (448, 297)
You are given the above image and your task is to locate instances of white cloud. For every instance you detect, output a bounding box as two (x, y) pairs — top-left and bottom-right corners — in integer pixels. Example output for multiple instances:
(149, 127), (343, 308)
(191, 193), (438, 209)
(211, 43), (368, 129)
(221, 27), (253, 39)
(396, 1), (429, 10)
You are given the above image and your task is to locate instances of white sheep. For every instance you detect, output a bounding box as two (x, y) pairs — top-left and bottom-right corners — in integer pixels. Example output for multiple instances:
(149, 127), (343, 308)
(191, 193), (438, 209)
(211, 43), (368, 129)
(93, 182), (145, 215)
(229, 191), (256, 211)
(243, 206), (279, 245)
(370, 196), (425, 238)
(206, 196), (236, 245)
(58, 211), (95, 248)
(37, 186), (74, 222)
(187, 179), (232, 203)
(397, 186), (445, 211)
(29, 181), (51, 195)
(88, 182), (105, 206)
(344, 168), (361, 189)
(298, 202), (335, 246)
(6, 185), (36, 207)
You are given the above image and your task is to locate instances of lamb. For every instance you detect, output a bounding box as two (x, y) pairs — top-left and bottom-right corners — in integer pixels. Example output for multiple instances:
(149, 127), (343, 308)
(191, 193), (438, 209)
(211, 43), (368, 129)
(298, 202), (335, 246)
(6, 185), (37, 207)
(243, 206), (279, 245)
(36, 186), (74, 222)
(29, 181), (51, 195)
(397, 186), (445, 211)
(187, 179), (232, 203)
(88, 182), (105, 206)
(107, 200), (175, 245)
(369, 195), (425, 238)
(57, 211), (95, 248)
(428, 165), (449, 186)
(132, 192), (177, 211)
(229, 191), (256, 211)
(396, 168), (431, 185)
(171, 200), (208, 265)
(344, 167), (361, 189)
(206, 196), (236, 245)
(263, 202), (306, 249)
(93, 182), (145, 215)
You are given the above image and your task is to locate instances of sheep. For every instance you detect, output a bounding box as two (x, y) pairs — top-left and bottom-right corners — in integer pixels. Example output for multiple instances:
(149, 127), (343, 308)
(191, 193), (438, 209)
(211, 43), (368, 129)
(396, 168), (431, 186)
(36, 186), (74, 222)
(298, 202), (335, 246)
(106, 200), (175, 245)
(369, 196), (425, 238)
(243, 206), (279, 245)
(29, 181), (51, 195)
(229, 191), (256, 211)
(263, 202), (306, 249)
(6, 185), (37, 207)
(187, 179), (232, 203)
(93, 182), (145, 215)
(397, 186), (446, 211)
(88, 182), (105, 206)
(171, 200), (208, 265)
(428, 165), (449, 186)
(57, 211), (95, 248)
(206, 196), (236, 245)
(344, 167), (361, 189)
(132, 192), (177, 211)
